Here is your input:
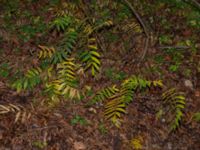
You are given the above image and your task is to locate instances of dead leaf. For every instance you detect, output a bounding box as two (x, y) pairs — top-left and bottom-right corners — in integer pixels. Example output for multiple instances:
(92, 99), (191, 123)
(184, 80), (193, 90)
(182, 30), (192, 37)
(88, 107), (97, 114)
(74, 141), (86, 150)
(195, 90), (200, 97)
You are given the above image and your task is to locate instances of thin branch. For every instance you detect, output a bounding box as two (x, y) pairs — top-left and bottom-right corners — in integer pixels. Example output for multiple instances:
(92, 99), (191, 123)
(134, 95), (161, 100)
(123, 0), (149, 37)
(184, 0), (200, 10)
(158, 45), (191, 50)
(192, 0), (200, 9)
(141, 37), (150, 60)
(123, 0), (150, 61)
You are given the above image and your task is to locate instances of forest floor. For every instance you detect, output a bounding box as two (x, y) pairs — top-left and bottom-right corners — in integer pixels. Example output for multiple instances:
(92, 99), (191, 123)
(0, 0), (200, 150)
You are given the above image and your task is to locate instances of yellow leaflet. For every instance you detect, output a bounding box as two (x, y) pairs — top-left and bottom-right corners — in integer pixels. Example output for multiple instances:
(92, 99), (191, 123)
(62, 86), (70, 95)
(153, 80), (163, 87)
(104, 111), (115, 119)
(175, 99), (185, 105)
(62, 61), (75, 67)
(88, 45), (97, 50)
(26, 70), (34, 78)
(176, 104), (185, 109)
(111, 117), (121, 128)
(88, 38), (96, 42)
(91, 56), (100, 65)
(106, 100), (122, 107)
(112, 85), (119, 92)
(47, 66), (53, 77)
(37, 67), (42, 73)
(116, 107), (126, 113)
(131, 137), (143, 150)
(76, 92), (81, 100)
(92, 62), (100, 70)
(39, 51), (43, 58)
(115, 112), (122, 118)
(90, 51), (100, 57)
(162, 88), (176, 97)
(84, 25), (92, 34)
(175, 95), (185, 100)
(85, 63), (92, 70)
(105, 20), (113, 26)
(57, 82), (66, 91)
(32, 68), (39, 75)
(65, 68), (75, 74)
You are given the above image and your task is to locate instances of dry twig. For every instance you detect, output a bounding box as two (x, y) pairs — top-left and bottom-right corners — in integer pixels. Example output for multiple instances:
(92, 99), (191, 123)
(123, 0), (150, 61)
(158, 45), (191, 50)
(184, 0), (200, 10)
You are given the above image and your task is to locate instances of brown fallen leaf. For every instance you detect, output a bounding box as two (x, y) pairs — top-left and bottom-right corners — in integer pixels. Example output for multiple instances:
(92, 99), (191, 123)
(195, 90), (200, 97)
(182, 29), (192, 37)
(74, 141), (86, 150)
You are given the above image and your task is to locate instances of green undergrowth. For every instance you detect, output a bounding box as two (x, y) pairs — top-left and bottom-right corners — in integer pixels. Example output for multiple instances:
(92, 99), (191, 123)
(0, 0), (197, 133)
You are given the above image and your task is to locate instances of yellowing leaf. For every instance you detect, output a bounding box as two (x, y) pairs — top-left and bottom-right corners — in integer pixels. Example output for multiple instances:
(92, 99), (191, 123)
(88, 45), (97, 50)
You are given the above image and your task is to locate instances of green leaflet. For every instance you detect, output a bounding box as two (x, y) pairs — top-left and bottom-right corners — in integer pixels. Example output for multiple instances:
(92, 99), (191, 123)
(162, 88), (186, 131)
(90, 75), (163, 128)
(80, 38), (101, 76)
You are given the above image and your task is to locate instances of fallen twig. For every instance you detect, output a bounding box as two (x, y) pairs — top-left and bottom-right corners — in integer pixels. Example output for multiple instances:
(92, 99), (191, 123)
(184, 0), (200, 10)
(123, 0), (150, 61)
(158, 45), (191, 50)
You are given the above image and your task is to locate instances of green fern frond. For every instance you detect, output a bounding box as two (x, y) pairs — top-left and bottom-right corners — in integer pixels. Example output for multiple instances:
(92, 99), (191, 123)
(122, 76), (163, 92)
(12, 67), (42, 92)
(104, 98), (126, 128)
(60, 29), (78, 54)
(50, 29), (78, 64)
(88, 85), (119, 105)
(122, 75), (151, 91)
(50, 50), (68, 64)
(102, 76), (163, 127)
(24, 67), (42, 89)
(24, 67), (42, 79)
(63, 85), (80, 100)
(44, 81), (61, 107)
(56, 58), (80, 99)
(50, 15), (72, 32)
(38, 45), (56, 59)
(11, 78), (24, 93)
(45, 81), (61, 97)
(162, 88), (186, 131)
(103, 85), (133, 127)
(80, 38), (101, 76)
(56, 79), (80, 100)
(57, 58), (77, 86)
(119, 86), (134, 104)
